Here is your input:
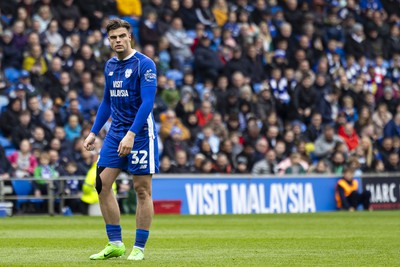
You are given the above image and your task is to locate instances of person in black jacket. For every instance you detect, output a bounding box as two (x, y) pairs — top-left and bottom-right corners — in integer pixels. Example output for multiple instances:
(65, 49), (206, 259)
(139, 10), (161, 48)
(178, 0), (199, 30)
(194, 32), (223, 81)
(0, 98), (22, 138)
(0, 145), (13, 180)
(293, 74), (318, 122)
(344, 23), (366, 60)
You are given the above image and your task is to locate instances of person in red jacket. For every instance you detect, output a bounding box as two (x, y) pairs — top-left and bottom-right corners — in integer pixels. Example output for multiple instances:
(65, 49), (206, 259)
(338, 122), (359, 151)
(196, 100), (213, 127)
(335, 167), (371, 211)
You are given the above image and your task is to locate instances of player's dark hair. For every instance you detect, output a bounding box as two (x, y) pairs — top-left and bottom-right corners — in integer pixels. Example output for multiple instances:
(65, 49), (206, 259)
(106, 18), (131, 34)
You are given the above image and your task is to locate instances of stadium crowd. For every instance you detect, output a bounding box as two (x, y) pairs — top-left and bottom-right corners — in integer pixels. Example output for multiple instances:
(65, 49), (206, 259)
(0, 0), (399, 195)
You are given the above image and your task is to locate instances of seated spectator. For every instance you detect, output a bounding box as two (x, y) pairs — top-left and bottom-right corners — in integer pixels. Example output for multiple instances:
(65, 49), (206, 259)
(58, 160), (81, 213)
(11, 110), (34, 147)
(159, 155), (173, 174)
(162, 126), (190, 160)
(64, 114), (82, 141)
(252, 149), (279, 175)
(314, 124), (345, 160)
(159, 110), (190, 142)
(170, 150), (192, 173)
(338, 122), (359, 152)
(385, 152), (400, 172)
(212, 153), (232, 173)
(278, 152), (308, 175)
(78, 81), (100, 122)
(308, 159), (331, 174)
(383, 113), (400, 138)
(160, 79), (180, 109)
(304, 113), (323, 142)
(0, 98), (22, 137)
(194, 32), (223, 81)
(340, 95), (358, 123)
(165, 17), (194, 71)
(329, 151), (346, 175)
(335, 167), (371, 211)
(22, 43), (48, 75)
(29, 126), (49, 151)
(0, 145), (14, 180)
(33, 151), (59, 198)
(7, 139), (37, 178)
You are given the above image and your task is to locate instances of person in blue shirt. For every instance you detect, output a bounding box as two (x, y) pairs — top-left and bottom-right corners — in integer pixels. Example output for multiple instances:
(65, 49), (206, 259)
(83, 18), (159, 261)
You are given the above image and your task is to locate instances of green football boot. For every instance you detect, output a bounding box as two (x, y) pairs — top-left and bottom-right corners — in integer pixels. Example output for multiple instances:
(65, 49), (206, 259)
(89, 243), (126, 260)
(127, 247), (145, 261)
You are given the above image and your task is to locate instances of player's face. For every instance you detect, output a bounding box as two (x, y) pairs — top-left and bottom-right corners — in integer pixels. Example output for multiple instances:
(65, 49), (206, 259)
(108, 27), (132, 56)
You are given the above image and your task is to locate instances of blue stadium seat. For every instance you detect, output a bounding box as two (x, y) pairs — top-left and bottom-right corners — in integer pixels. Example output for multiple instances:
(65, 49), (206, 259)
(11, 180), (44, 212)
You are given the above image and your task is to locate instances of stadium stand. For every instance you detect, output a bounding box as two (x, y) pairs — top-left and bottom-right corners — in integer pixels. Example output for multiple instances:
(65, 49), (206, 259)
(0, 0), (399, 213)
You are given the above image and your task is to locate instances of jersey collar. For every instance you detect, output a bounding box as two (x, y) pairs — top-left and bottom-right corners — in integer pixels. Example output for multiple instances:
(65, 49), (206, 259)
(119, 50), (136, 61)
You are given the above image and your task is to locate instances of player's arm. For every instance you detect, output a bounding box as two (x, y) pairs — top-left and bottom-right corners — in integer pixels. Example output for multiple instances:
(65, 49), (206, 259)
(118, 59), (157, 157)
(83, 79), (111, 151)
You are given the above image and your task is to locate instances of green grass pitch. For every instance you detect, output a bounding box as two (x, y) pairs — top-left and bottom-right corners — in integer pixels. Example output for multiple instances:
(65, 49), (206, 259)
(0, 211), (399, 267)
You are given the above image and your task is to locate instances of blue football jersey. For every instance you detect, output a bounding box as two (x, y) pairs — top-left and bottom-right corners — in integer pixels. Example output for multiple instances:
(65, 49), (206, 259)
(103, 51), (157, 140)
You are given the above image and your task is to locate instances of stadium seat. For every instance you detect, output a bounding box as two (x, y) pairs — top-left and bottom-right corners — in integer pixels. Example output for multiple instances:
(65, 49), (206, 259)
(11, 180), (44, 213)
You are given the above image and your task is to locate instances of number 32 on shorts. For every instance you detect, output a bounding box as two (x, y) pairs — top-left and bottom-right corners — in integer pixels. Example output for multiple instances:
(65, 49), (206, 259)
(131, 150), (148, 165)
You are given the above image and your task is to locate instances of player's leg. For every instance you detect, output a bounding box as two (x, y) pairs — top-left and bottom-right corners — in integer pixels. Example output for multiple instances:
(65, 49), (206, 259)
(90, 135), (127, 260)
(98, 167), (121, 225)
(127, 136), (158, 261)
(90, 167), (126, 260)
(127, 174), (153, 261)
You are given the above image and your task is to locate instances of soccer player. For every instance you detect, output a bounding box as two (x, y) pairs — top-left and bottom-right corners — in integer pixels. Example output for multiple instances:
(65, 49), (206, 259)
(83, 18), (159, 261)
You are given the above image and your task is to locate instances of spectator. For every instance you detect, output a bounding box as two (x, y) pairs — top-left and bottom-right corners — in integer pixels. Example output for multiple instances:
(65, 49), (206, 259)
(64, 114), (82, 141)
(308, 159), (331, 174)
(53, 0), (81, 23)
(11, 110), (34, 147)
(212, 153), (232, 173)
(252, 149), (279, 175)
(22, 43), (48, 76)
(170, 150), (192, 173)
(0, 98), (22, 137)
(0, 145), (14, 180)
(165, 17), (194, 71)
(194, 32), (223, 81)
(314, 124), (345, 160)
(7, 139), (38, 178)
(338, 122), (359, 152)
(159, 110), (190, 142)
(383, 113), (400, 138)
(1, 29), (22, 69)
(162, 126), (190, 160)
(33, 151), (59, 198)
(335, 167), (371, 211)
(159, 155), (173, 174)
(196, 100), (213, 127)
(304, 113), (323, 142)
(139, 10), (161, 48)
(78, 82), (100, 122)
(386, 152), (400, 172)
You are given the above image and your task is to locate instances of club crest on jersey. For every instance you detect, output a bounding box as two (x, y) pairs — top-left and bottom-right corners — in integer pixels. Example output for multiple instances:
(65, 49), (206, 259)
(144, 69), (156, 82)
(125, 69), (133, 78)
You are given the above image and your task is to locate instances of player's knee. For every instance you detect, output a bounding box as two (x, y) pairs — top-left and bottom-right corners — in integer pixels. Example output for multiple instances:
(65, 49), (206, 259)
(134, 183), (151, 200)
(96, 166), (105, 194)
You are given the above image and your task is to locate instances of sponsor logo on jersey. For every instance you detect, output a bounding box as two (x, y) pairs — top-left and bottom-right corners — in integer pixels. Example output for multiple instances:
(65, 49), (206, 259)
(108, 71), (114, 76)
(144, 69), (156, 82)
(125, 68), (132, 78)
(110, 90), (129, 97)
(113, 81), (123, 88)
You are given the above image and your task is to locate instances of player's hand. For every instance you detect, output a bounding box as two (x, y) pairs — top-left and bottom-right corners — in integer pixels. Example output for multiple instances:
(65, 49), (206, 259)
(118, 131), (135, 157)
(83, 132), (96, 151)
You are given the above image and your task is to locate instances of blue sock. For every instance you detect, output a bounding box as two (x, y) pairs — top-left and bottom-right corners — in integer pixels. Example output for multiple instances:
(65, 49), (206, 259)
(134, 229), (149, 250)
(106, 224), (122, 242)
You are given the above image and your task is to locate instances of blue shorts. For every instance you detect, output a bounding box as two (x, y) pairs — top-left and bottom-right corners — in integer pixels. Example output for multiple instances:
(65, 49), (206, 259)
(97, 134), (159, 175)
